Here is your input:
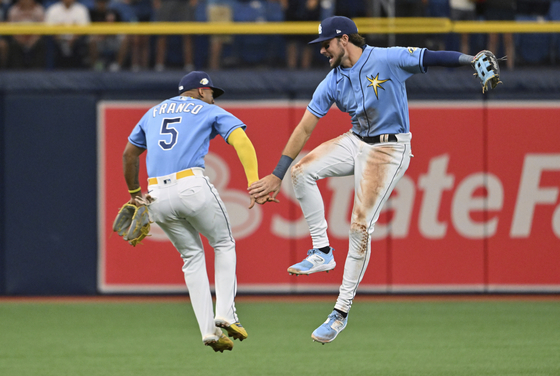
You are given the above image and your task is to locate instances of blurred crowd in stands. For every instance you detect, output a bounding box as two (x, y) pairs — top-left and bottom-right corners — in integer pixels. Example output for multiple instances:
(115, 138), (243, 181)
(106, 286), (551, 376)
(0, 0), (558, 71)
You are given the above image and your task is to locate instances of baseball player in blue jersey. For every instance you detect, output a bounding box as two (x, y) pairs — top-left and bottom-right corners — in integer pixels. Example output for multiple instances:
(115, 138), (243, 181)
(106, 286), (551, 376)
(249, 16), (500, 343)
(122, 71), (259, 352)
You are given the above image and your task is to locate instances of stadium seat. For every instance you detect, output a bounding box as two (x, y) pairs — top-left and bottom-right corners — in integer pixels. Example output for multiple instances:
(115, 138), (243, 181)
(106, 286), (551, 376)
(42, 0), (58, 9)
(548, 0), (560, 62)
(42, 0), (95, 11)
(515, 14), (551, 65)
(265, 0), (284, 22)
(265, 0), (286, 65)
(233, 0), (267, 22)
(79, 0), (95, 10)
(195, 0), (208, 22)
(549, 0), (560, 18)
(233, 0), (268, 66)
(108, 0), (136, 22)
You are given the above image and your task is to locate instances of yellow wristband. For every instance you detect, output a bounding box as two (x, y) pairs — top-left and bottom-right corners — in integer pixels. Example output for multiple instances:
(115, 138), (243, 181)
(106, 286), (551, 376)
(128, 187), (141, 194)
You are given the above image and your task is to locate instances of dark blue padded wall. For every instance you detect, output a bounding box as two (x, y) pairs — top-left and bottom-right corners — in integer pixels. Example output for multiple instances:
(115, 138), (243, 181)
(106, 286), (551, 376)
(0, 93), (4, 294)
(3, 94), (98, 295)
(0, 68), (559, 295)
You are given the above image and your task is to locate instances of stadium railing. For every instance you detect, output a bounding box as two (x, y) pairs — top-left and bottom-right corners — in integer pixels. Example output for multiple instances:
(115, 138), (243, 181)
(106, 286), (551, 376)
(0, 18), (560, 35)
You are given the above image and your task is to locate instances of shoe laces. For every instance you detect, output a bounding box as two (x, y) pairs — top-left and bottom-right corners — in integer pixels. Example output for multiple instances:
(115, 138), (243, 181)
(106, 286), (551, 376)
(306, 248), (319, 256)
(329, 311), (345, 321)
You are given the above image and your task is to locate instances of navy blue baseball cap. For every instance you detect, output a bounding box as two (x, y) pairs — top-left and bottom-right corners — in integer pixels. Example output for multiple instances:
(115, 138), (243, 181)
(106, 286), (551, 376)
(178, 71), (225, 98)
(308, 16), (359, 44)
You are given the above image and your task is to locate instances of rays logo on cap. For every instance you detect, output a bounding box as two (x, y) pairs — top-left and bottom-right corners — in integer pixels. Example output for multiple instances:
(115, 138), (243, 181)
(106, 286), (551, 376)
(318, 24), (322, 34)
(200, 78), (209, 85)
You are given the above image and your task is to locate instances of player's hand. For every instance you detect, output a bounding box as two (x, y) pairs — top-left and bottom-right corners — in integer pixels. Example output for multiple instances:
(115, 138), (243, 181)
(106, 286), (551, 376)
(248, 174), (282, 200)
(248, 193), (279, 209)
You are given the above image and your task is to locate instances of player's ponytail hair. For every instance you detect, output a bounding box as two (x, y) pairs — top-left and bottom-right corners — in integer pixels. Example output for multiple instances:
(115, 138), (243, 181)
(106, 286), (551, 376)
(348, 33), (366, 48)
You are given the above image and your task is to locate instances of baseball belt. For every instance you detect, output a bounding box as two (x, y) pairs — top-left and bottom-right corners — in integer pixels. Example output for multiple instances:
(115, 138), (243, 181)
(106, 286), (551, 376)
(353, 132), (398, 144)
(148, 168), (195, 186)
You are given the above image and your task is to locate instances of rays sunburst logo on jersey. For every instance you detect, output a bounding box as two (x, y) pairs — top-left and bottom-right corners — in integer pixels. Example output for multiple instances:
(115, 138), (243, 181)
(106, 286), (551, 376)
(367, 73), (391, 100)
(407, 47), (418, 54)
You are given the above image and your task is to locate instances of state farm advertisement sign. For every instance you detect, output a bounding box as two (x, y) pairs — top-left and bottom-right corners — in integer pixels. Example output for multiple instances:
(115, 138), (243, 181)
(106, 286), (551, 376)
(98, 101), (560, 293)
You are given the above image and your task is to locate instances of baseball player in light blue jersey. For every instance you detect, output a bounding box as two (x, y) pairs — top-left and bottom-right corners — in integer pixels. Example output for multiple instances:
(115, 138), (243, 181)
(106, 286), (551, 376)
(123, 71), (259, 353)
(249, 16), (495, 344)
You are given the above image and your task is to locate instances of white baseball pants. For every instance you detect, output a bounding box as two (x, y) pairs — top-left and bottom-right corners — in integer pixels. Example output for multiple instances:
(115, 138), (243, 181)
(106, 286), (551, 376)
(147, 168), (239, 342)
(292, 131), (412, 313)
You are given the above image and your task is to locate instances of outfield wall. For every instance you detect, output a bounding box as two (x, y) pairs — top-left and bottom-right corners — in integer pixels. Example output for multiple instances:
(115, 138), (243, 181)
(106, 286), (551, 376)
(1, 71), (559, 295)
(97, 101), (560, 294)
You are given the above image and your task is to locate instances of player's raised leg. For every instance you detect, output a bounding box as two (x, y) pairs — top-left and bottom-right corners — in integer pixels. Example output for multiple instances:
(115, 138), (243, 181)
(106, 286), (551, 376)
(312, 139), (411, 343)
(287, 133), (356, 275)
(336, 140), (411, 313)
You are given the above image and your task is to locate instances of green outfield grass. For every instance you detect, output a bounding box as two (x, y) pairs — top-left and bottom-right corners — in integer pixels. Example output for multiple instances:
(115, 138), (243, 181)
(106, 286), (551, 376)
(1, 297), (559, 376)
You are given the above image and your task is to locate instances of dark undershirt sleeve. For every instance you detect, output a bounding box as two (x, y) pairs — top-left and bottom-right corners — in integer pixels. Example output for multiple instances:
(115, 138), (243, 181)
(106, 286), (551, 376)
(422, 49), (473, 67)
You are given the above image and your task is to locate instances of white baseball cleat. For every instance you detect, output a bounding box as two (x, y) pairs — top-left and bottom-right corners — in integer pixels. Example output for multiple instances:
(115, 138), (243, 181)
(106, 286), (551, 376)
(287, 247), (335, 275)
(311, 310), (348, 344)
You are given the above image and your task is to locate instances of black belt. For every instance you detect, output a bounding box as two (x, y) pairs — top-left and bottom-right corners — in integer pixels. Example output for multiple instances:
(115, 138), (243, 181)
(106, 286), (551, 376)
(353, 132), (397, 144)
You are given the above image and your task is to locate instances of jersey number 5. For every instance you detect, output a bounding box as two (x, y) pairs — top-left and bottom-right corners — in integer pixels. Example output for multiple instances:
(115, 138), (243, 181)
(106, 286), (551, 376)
(159, 117), (181, 150)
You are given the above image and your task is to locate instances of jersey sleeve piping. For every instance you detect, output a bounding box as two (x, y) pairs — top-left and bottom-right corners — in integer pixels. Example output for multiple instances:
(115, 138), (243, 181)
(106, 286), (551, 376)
(128, 137), (146, 149)
(418, 48), (427, 73)
(307, 105), (325, 118)
(224, 123), (247, 143)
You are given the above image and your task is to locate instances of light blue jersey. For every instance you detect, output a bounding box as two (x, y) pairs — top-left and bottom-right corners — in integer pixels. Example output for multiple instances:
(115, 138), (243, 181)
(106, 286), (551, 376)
(307, 45), (426, 136)
(128, 96), (245, 177)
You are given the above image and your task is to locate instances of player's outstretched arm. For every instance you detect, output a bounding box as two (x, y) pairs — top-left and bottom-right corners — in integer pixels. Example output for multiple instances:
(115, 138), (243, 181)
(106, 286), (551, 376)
(227, 128), (261, 209)
(422, 49), (503, 93)
(422, 49), (474, 68)
(248, 110), (320, 201)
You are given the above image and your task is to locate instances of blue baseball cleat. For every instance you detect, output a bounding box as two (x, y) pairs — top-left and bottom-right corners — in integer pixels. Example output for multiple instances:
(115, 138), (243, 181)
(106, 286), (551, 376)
(311, 310), (348, 344)
(287, 247), (336, 275)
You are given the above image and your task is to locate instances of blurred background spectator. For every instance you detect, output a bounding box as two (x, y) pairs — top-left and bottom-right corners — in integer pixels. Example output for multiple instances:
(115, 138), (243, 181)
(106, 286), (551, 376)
(6, 0), (46, 69)
(423, 0), (449, 51)
(0, 17), (6, 69)
(335, 0), (366, 18)
(0, 0), (13, 68)
(481, 0), (516, 70)
(110, 0), (154, 71)
(230, 0), (287, 68)
(394, 0), (426, 47)
(153, 0), (197, 72)
(449, 0), (476, 55)
(206, 0), (236, 70)
(395, 0), (424, 18)
(515, 0), (553, 66)
(517, 0), (551, 17)
(0, 0), (559, 71)
(282, 0), (320, 70)
(45, 0), (91, 69)
(88, 0), (125, 70)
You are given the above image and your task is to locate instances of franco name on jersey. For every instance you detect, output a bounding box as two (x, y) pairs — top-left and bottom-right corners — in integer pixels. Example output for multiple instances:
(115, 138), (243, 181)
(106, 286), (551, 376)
(152, 97), (204, 117)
